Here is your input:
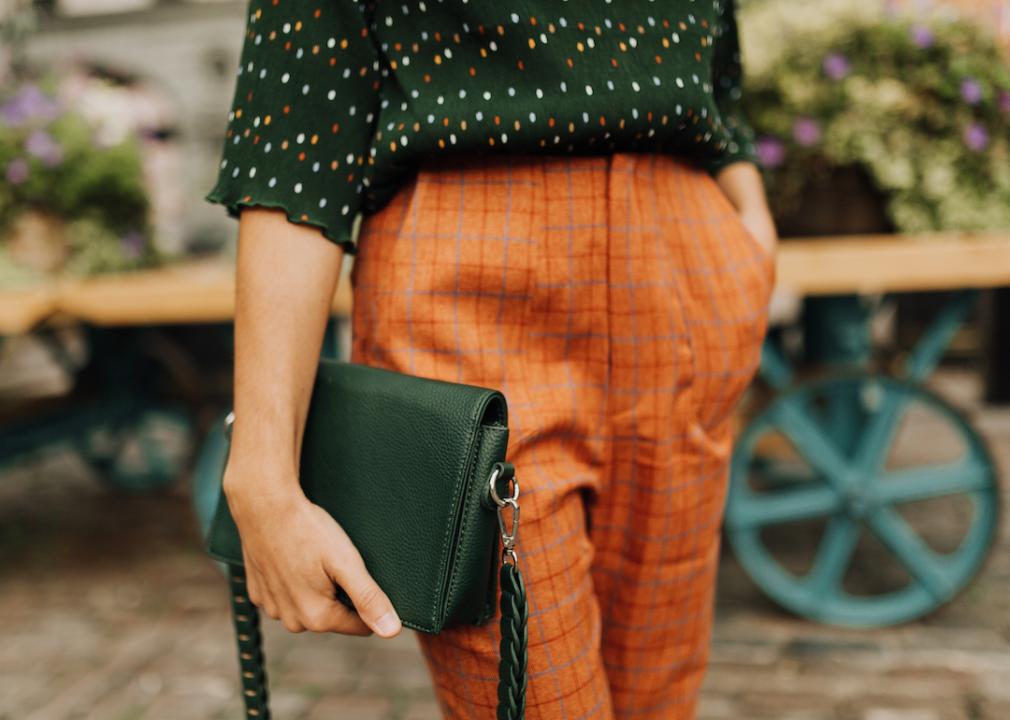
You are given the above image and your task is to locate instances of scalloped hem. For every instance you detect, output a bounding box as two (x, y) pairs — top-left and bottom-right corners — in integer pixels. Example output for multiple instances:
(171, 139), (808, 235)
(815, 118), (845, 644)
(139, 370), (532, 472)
(204, 190), (360, 256)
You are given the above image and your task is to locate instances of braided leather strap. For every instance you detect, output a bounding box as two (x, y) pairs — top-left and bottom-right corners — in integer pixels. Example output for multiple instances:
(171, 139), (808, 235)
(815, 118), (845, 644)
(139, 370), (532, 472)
(228, 566), (271, 719)
(225, 563), (528, 719)
(497, 561), (529, 720)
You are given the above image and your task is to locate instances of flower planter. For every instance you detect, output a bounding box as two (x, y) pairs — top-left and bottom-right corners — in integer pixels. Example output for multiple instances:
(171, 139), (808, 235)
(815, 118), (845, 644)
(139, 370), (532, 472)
(774, 166), (893, 240)
(5, 211), (70, 275)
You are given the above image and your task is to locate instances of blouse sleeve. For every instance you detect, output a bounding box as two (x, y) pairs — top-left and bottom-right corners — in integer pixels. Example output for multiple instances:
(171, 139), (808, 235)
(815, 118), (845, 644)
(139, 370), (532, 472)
(701, 0), (759, 176)
(205, 0), (381, 255)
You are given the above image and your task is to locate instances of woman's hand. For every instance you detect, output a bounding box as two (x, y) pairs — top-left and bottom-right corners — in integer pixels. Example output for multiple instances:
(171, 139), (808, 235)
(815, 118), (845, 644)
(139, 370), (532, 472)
(714, 161), (779, 260)
(223, 466), (402, 637)
(737, 203), (778, 261)
(228, 207), (401, 638)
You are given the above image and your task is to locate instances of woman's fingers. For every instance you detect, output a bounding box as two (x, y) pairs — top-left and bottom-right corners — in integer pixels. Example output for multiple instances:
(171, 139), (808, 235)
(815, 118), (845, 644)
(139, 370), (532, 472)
(229, 497), (400, 638)
(246, 560), (283, 623)
(240, 548), (259, 602)
(257, 556), (376, 636)
(244, 565), (269, 612)
(298, 599), (372, 636)
(323, 537), (402, 638)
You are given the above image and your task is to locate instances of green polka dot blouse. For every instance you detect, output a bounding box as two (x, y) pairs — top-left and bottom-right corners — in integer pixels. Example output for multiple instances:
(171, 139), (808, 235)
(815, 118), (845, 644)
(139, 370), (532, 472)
(206, 0), (758, 255)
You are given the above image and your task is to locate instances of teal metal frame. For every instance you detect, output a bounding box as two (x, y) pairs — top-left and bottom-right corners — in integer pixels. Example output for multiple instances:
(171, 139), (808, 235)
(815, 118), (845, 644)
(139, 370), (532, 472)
(0, 326), (198, 492)
(725, 290), (1001, 627)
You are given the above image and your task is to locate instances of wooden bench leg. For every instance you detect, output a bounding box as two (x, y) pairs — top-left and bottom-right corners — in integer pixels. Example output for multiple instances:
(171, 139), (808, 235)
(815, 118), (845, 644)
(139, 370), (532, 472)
(983, 287), (1010, 404)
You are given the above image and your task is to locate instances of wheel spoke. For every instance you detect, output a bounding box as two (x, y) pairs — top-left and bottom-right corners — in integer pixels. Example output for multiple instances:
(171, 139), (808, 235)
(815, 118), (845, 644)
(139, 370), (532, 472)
(802, 515), (860, 598)
(850, 384), (911, 475)
(874, 461), (992, 505)
(770, 402), (852, 490)
(750, 457), (823, 491)
(820, 382), (864, 450)
(866, 507), (952, 601)
(728, 484), (840, 529)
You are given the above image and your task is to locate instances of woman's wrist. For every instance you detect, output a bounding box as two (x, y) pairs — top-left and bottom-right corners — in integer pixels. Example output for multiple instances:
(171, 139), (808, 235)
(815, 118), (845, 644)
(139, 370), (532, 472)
(228, 400), (309, 475)
(733, 193), (772, 218)
(223, 427), (305, 498)
(713, 161), (769, 215)
(223, 473), (308, 541)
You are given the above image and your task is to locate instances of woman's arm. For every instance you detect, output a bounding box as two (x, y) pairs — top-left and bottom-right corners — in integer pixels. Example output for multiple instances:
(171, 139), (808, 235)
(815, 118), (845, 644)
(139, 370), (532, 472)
(223, 206), (402, 638)
(705, 0), (777, 255)
(715, 160), (778, 259)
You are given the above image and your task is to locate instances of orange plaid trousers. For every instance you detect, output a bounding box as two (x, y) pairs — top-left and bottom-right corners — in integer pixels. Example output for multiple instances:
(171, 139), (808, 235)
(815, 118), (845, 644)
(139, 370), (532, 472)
(349, 152), (775, 719)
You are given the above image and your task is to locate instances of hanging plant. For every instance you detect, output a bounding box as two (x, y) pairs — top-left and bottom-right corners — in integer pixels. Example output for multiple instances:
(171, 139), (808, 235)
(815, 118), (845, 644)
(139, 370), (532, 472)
(740, 1), (1010, 234)
(0, 76), (157, 284)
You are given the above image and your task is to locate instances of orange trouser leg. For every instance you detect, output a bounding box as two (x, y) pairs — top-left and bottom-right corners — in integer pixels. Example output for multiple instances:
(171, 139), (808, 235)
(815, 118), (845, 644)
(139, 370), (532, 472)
(587, 154), (773, 718)
(349, 152), (774, 719)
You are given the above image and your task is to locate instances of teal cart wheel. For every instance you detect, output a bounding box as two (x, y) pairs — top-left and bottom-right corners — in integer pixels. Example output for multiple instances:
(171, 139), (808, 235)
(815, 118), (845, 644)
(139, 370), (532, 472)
(192, 412), (231, 541)
(80, 406), (194, 493)
(726, 373), (1000, 627)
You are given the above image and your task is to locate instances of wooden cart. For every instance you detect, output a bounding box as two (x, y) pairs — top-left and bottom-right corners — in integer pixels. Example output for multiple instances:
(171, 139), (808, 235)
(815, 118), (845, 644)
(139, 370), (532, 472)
(726, 231), (1010, 627)
(4, 232), (1008, 628)
(0, 258), (351, 491)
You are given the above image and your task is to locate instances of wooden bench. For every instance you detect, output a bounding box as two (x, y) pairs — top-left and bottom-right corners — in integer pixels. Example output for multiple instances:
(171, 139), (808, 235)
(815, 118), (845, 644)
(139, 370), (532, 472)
(773, 231), (1010, 296)
(4, 231), (1010, 336)
(0, 257), (353, 335)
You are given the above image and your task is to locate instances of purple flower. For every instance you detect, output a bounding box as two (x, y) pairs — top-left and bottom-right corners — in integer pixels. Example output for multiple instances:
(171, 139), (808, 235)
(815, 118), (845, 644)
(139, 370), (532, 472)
(0, 85), (60, 127)
(792, 117), (822, 147)
(120, 230), (146, 260)
(998, 90), (1010, 114)
(25, 130), (63, 167)
(964, 123), (989, 152)
(5, 158), (29, 184)
(911, 25), (935, 49)
(822, 52), (851, 81)
(756, 136), (786, 168)
(961, 78), (983, 105)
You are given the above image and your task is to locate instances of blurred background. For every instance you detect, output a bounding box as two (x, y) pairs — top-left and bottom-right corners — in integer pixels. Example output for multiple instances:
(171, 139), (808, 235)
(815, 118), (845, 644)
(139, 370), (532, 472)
(2, 0), (1010, 718)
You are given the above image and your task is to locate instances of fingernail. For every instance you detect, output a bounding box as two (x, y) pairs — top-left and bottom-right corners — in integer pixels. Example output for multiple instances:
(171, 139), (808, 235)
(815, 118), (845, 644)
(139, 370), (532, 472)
(375, 611), (401, 637)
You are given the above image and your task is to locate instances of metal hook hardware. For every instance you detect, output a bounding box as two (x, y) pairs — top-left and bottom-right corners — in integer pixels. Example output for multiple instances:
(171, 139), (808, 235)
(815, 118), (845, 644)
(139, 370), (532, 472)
(488, 462), (520, 565)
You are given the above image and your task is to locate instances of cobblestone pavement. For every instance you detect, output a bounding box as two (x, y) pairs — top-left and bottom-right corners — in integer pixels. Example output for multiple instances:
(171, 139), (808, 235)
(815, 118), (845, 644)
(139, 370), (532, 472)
(2, 371), (1008, 720)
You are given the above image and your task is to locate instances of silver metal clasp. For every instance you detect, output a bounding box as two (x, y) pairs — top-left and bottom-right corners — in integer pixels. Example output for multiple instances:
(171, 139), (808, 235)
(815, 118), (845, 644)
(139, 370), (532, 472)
(488, 462), (520, 565)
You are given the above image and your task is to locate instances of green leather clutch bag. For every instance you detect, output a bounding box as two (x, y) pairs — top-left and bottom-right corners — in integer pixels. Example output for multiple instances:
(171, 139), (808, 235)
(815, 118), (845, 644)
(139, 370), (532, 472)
(203, 360), (528, 719)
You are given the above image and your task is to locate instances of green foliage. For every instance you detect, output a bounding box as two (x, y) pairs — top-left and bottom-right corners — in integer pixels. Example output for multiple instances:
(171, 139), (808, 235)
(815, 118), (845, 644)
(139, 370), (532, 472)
(0, 78), (155, 278)
(65, 218), (160, 276)
(741, 6), (1010, 232)
(47, 114), (149, 231)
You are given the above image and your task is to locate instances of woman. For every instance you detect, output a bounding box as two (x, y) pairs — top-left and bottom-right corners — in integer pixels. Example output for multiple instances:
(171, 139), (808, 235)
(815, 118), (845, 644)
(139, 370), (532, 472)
(207, 1), (777, 717)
